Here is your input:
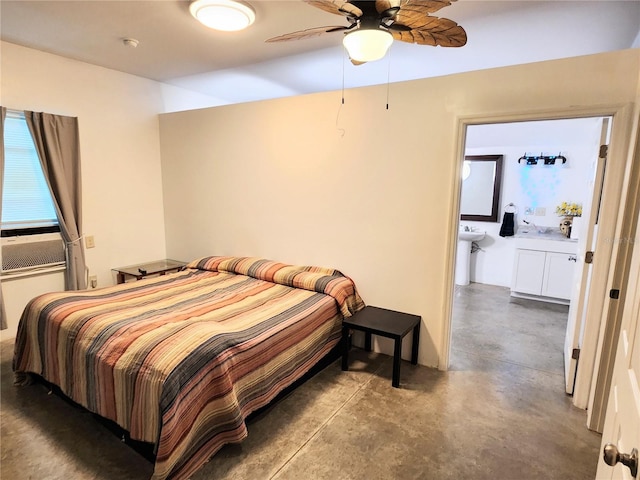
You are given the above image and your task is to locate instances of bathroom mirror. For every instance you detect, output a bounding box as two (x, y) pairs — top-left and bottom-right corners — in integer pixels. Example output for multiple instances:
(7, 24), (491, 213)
(460, 154), (503, 222)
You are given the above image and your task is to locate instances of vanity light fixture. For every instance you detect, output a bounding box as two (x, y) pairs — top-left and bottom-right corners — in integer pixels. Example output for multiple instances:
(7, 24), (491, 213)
(189, 0), (256, 32)
(517, 153), (567, 166)
(342, 28), (393, 63)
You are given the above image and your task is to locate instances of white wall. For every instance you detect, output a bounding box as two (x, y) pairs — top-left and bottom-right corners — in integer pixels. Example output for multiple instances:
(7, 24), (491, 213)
(159, 50), (640, 368)
(463, 118), (603, 287)
(0, 42), (172, 337)
(2, 271), (65, 339)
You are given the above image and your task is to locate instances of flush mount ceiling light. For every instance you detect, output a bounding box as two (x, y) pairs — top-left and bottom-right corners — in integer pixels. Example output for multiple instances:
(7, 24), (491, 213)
(342, 28), (393, 63)
(189, 0), (255, 32)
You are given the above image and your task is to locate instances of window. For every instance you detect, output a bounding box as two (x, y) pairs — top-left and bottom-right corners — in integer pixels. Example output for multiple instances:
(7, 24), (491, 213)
(2, 111), (59, 236)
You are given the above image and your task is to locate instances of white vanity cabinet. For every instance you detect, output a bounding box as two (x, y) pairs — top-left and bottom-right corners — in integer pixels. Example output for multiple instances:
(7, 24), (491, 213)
(511, 237), (578, 304)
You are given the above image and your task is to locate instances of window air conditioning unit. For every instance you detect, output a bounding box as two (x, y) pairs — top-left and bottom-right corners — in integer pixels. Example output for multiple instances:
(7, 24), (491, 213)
(1, 233), (65, 273)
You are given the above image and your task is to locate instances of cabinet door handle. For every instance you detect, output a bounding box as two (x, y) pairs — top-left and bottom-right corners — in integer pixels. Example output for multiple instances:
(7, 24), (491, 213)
(568, 255), (577, 262)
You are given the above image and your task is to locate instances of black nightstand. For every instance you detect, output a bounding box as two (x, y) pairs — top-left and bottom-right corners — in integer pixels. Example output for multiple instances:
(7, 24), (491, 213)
(112, 259), (186, 284)
(341, 306), (421, 388)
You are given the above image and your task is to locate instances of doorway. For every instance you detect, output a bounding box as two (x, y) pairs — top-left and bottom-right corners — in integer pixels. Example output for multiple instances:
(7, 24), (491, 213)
(441, 103), (638, 442)
(451, 116), (608, 400)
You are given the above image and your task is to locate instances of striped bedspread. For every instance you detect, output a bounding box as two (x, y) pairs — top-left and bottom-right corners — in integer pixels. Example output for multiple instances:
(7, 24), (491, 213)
(13, 256), (364, 479)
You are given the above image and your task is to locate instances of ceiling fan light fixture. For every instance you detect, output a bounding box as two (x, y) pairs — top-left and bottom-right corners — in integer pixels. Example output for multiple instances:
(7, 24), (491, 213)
(342, 29), (393, 63)
(189, 0), (255, 32)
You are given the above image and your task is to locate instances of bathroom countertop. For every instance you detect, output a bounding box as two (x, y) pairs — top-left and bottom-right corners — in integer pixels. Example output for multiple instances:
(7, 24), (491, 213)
(515, 228), (577, 243)
(514, 228), (578, 254)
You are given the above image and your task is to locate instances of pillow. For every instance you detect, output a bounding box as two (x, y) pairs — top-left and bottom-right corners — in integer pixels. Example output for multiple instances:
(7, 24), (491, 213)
(186, 256), (364, 317)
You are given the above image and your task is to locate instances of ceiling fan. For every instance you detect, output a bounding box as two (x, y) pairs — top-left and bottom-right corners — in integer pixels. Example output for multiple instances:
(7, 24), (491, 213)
(266, 0), (467, 64)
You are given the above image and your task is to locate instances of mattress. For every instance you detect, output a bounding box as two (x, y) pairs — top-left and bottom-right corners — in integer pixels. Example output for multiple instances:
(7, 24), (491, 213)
(13, 256), (364, 479)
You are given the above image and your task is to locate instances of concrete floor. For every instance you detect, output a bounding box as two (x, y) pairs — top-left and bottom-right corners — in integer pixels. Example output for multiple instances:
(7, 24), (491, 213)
(1, 283), (602, 479)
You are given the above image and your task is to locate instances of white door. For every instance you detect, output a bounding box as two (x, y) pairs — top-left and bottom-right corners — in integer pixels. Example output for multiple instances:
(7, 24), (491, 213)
(595, 206), (640, 479)
(564, 117), (610, 394)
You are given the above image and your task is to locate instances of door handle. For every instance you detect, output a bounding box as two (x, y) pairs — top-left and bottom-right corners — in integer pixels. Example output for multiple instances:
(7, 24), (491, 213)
(568, 255), (577, 262)
(603, 443), (638, 478)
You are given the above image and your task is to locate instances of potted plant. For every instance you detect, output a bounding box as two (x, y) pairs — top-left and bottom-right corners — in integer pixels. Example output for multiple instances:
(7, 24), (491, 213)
(556, 202), (582, 238)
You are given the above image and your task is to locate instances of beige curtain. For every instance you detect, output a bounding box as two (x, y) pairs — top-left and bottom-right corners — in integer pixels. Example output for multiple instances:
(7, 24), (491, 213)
(0, 107), (7, 329)
(25, 112), (87, 290)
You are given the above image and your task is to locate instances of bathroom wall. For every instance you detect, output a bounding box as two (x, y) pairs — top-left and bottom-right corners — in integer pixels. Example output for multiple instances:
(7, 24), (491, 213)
(462, 117), (603, 287)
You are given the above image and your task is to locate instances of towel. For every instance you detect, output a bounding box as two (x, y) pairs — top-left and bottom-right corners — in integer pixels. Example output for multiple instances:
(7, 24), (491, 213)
(499, 212), (515, 237)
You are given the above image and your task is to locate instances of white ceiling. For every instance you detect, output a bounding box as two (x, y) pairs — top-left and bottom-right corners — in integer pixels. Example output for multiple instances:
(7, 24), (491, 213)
(2, 1), (639, 106)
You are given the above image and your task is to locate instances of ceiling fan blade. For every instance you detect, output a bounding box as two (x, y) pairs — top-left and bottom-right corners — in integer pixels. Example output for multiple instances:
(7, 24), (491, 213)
(376, 0), (454, 16)
(393, 2), (457, 28)
(391, 16), (466, 47)
(266, 25), (349, 43)
(304, 0), (363, 18)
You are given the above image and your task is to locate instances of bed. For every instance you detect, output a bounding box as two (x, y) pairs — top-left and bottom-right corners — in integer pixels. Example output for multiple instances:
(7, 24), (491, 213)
(13, 256), (364, 480)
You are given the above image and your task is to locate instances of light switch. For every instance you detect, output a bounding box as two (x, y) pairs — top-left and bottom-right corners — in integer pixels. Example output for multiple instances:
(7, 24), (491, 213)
(535, 207), (546, 216)
(85, 235), (95, 249)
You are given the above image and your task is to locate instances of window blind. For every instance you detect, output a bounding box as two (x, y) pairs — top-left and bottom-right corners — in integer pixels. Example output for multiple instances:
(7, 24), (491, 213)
(2, 112), (59, 230)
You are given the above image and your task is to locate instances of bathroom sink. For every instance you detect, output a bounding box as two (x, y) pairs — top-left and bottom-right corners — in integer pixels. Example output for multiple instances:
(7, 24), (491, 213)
(456, 229), (486, 286)
(458, 230), (486, 242)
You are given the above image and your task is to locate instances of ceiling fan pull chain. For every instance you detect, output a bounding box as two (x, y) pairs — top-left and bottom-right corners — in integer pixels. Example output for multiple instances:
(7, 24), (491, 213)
(386, 46), (392, 110)
(342, 49), (346, 105)
(335, 51), (346, 138)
